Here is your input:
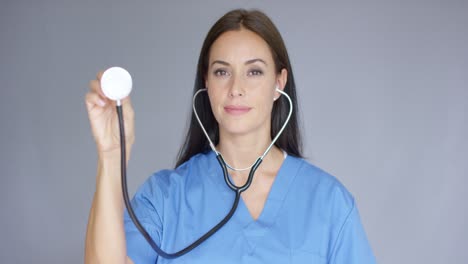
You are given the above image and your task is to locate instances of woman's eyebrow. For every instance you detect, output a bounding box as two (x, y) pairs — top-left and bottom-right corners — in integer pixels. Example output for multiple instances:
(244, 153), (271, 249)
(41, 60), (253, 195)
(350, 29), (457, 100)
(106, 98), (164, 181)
(211, 58), (267, 67)
(211, 60), (230, 66)
(245, 58), (267, 65)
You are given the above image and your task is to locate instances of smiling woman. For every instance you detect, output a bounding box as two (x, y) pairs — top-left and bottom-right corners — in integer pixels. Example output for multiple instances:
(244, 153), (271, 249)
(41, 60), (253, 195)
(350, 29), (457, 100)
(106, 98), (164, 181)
(206, 29), (287, 145)
(84, 8), (376, 264)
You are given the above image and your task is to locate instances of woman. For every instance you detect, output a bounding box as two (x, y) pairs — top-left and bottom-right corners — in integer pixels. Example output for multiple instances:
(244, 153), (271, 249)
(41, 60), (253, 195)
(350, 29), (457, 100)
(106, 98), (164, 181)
(85, 9), (376, 264)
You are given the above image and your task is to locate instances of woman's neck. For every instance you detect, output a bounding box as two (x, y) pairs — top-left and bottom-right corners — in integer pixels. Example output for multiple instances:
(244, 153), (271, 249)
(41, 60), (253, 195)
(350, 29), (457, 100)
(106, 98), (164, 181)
(216, 130), (282, 171)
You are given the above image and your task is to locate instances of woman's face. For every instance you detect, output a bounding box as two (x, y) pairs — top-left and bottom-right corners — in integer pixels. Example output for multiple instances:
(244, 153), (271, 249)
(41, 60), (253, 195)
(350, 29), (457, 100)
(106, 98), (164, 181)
(205, 28), (287, 138)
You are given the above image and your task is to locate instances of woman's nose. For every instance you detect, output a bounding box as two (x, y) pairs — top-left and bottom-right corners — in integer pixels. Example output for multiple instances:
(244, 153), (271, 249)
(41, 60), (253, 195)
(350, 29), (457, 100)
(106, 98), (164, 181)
(228, 76), (245, 97)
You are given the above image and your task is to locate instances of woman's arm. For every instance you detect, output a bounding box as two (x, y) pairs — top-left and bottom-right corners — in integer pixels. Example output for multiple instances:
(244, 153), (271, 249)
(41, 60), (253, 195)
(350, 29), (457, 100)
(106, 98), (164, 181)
(84, 71), (136, 263)
(85, 152), (134, 264)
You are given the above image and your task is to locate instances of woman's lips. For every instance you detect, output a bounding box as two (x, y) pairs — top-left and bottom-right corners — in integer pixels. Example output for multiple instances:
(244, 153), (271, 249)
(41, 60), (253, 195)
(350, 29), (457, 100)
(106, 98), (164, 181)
(224, 105), (252, 115)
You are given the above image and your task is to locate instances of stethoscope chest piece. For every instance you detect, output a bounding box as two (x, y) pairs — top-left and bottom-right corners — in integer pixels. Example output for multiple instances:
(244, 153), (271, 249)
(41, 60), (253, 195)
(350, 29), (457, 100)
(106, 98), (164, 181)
(101, 67), (133, 103)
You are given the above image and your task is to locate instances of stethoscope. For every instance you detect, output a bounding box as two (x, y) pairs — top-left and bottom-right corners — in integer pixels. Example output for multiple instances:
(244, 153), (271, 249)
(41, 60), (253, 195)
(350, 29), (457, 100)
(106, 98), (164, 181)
(100, 67), (293, 259)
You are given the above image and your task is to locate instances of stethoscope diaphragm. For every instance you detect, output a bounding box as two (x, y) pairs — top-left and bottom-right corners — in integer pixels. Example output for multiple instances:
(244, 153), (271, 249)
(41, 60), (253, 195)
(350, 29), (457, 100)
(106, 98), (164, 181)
(100, 67), (132, 102)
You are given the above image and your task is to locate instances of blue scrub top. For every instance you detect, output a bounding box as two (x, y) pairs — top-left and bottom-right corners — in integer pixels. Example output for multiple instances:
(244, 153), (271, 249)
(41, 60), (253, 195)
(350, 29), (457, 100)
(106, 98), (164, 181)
(124, 151), (376, 263)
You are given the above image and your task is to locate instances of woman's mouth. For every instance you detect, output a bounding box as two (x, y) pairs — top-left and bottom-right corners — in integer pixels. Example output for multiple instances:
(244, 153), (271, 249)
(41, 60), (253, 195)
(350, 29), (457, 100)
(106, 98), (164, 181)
(224, 105), (252, 115)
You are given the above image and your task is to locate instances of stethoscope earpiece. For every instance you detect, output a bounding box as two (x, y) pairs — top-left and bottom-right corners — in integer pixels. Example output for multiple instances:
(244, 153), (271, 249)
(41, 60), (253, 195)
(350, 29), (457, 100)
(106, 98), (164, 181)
(274, 84), (281, 101)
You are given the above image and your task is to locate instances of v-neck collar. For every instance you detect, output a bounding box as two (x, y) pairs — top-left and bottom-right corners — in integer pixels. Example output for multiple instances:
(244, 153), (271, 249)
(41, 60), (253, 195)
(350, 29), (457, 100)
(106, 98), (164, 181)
(206, 150), (301, 229)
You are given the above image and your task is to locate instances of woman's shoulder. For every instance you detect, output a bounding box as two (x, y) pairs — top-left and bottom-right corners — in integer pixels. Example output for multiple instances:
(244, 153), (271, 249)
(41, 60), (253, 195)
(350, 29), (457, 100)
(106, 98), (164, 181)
(139, 151), (214, 193)
(286, 155), (355, 210)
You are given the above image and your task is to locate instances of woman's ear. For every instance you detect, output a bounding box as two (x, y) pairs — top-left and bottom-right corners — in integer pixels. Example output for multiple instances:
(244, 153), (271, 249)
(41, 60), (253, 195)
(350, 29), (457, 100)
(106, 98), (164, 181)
(278, 68), (288, 91)
(274, 68), (288, 99)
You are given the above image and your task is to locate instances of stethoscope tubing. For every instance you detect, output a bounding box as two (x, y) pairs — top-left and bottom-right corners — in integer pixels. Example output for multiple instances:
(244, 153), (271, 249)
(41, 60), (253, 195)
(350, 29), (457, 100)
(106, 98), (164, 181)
(119, 106), (250, 259)
(119, 87), (292, 259)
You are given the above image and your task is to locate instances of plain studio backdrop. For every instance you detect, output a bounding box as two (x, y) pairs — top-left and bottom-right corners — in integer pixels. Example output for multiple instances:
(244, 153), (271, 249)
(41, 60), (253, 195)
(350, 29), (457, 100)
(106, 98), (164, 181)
(1, 1), (467, 263)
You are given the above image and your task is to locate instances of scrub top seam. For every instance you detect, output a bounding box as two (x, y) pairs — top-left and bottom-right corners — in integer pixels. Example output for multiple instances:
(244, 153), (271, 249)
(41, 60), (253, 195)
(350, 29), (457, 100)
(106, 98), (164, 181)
(327, 197), (356, 263)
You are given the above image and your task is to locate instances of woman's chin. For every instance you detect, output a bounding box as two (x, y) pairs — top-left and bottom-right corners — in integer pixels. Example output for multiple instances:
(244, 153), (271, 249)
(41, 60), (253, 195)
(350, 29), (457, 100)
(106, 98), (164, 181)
(219, 122), (266, 138)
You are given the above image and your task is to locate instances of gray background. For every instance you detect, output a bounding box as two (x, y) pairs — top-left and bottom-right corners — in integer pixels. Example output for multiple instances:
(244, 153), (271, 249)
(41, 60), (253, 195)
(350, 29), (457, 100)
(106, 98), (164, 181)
(1, 0), (467, 263)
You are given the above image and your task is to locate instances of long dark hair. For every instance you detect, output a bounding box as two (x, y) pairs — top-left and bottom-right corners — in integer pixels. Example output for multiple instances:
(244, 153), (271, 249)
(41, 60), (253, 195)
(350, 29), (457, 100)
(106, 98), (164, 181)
(175, 9), (302, 167)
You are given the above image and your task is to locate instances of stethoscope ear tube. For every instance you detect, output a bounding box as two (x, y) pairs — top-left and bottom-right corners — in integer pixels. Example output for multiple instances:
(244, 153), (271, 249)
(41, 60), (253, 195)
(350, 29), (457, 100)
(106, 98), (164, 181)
(192, 88), (293, 171)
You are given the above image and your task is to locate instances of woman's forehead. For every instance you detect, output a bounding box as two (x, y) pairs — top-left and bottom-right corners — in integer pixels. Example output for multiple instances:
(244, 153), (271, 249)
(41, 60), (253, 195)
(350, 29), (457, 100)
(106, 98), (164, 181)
(208, 29), (274, 65)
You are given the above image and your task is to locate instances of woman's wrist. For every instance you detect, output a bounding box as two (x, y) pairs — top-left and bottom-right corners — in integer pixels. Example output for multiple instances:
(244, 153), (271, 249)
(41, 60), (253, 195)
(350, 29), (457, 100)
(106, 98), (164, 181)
(97, 145), (132, 163)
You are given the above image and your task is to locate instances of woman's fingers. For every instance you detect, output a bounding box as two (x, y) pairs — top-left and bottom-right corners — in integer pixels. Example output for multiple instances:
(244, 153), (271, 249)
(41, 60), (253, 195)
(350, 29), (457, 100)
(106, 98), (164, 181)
(96, 70), (104, 81)
(85, 91), (107, 110)
(89, 79), (108, 99)
(120, 95), (131, 105)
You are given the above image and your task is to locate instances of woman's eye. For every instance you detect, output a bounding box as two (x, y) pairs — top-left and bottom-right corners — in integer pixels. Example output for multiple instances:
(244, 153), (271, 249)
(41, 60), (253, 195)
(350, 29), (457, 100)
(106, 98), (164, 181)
(248, 69), (263, 76)
(214, 69), (229, 76)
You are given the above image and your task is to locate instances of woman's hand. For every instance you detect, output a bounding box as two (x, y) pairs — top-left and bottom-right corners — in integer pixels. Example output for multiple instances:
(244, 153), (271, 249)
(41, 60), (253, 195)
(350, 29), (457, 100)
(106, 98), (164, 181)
(85, 70), (135, 158)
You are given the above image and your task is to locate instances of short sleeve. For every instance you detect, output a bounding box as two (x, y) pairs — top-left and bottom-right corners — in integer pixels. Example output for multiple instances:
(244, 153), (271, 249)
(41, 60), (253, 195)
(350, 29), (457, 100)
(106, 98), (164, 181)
(124, 176), (163, 264)
(328, 200), (377, 264)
